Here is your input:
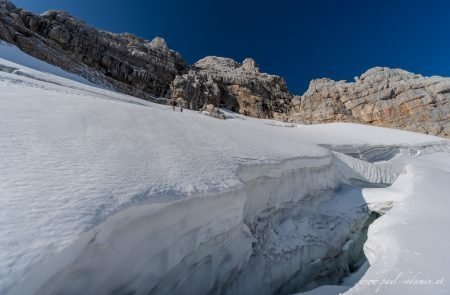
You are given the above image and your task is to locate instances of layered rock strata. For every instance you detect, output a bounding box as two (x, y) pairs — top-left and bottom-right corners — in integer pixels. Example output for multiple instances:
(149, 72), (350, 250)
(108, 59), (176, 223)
(1, 0), (448, 137)
(0, 1), (186, 99)
(169, 57), (292, 119)
(290, 67), (450, 137)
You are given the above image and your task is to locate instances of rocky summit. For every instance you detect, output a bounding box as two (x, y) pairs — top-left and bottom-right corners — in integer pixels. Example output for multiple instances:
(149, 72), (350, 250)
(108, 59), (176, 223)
(289, 67), (450, 137)
(169, 56), (292, 119)
(0, 0), (448, 137)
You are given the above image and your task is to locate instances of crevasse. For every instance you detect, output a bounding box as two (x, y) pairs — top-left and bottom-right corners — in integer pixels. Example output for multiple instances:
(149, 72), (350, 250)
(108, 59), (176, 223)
(10, 143), (449, 295)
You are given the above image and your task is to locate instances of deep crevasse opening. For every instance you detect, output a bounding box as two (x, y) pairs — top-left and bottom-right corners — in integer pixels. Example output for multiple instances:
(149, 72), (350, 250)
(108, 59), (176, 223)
(10, 143), (449, 295)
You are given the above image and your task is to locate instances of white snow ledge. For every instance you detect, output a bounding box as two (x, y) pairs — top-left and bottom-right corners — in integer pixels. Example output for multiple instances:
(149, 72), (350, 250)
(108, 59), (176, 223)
(11, 142), (450, 295)
(10, 154), (337, 294)
(2, 44), (450, 295)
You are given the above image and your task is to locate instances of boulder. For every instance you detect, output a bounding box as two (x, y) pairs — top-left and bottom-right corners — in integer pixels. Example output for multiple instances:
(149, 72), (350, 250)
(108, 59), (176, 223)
(201, 104), (226, 120)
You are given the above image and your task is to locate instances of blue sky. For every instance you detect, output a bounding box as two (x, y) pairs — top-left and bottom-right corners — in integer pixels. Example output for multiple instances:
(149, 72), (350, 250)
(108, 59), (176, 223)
(11, 0), (450, 94)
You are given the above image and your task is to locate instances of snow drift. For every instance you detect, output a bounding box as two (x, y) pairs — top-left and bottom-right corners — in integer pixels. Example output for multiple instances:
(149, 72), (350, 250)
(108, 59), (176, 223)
(1, 43), (450, 295)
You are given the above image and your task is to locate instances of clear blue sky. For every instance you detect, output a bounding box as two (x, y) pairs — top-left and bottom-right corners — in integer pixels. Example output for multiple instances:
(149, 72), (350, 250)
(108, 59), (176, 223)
(11, 0), (450, 94)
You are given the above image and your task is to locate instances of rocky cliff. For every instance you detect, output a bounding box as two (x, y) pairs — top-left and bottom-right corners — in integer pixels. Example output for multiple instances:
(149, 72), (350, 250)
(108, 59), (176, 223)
(289, 67), (450, 137)
(1, 0), (448, 137)
(0, 0), (186, 99)
(169, 56), (292, 118)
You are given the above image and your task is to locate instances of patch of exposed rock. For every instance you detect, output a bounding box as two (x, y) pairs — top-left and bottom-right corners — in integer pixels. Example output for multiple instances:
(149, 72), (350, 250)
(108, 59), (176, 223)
(289, 67), (450, 137)
(169, 56), (292, 119)
(201, 104), (226, 119)
(0, 0), (186, 99)
(1, 0), (448, 137)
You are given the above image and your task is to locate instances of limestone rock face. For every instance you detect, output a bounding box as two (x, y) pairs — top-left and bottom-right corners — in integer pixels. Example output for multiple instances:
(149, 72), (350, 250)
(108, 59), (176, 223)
(169, 56), (292, 118)
(241, 58), (259, 73)
(169, 70), (221, 110)
(290, 67), (450, 137)
(1, 1), (448, 136)
(0, 1), (186, 100)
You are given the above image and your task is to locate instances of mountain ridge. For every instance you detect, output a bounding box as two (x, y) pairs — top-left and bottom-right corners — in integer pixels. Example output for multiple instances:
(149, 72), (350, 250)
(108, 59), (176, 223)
(0, 0), (448, 137)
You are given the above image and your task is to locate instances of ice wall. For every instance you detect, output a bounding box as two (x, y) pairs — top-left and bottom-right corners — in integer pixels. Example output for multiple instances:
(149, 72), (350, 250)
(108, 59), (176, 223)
(11, 143), (448, 295)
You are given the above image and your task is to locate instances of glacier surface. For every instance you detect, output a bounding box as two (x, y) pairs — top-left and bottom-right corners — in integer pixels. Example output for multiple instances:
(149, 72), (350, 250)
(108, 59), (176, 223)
(0, 43), (449, 294)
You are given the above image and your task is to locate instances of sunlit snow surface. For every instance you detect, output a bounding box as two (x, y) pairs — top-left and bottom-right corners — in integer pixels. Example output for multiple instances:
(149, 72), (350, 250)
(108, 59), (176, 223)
(1, 43), (449, 294)
(0, 41), (98, 86)
(299, 153), (450, 295)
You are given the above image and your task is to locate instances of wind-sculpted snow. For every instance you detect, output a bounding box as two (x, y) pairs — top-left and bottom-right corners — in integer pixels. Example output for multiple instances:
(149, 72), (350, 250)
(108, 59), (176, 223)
(11, 142), (449, 295)
(8, 151), (385, 295)
(330, 144), (450, 187)
(301, 153), (450, 295)
(322, 142), (450, 163)
(348, 154), (450, 294)
(1, 51), (449, 294)
(9, 155), (340, 294)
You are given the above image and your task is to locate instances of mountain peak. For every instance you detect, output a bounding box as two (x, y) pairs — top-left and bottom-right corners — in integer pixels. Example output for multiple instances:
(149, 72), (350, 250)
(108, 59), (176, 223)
(0, 0), (16, 11)
(241, 58), (259, 73)
(149, 36), (168, 51)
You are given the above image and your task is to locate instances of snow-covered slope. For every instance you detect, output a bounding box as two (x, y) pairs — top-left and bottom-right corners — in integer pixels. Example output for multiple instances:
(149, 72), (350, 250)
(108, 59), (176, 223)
(0, 41), (99, 87)
(300, 153), (450, 295)
(1, 45), (449, 294)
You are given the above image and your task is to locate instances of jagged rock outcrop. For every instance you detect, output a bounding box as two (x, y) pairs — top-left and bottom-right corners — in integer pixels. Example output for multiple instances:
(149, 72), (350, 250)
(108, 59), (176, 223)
(169, 70), (221, 110)
(201, 104), (226, 119)
(0, 0), (186, 99)
(1, 1), (448, 137)
(169, 56), (292, 119)
(289, 67), (450, 137)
